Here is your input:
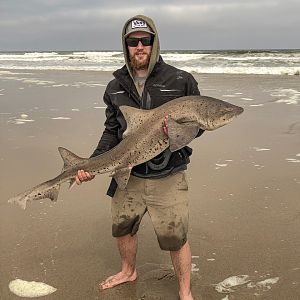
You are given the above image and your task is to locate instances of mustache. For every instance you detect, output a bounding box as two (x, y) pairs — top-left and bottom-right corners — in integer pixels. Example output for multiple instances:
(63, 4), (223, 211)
(134, 50), (147, 55)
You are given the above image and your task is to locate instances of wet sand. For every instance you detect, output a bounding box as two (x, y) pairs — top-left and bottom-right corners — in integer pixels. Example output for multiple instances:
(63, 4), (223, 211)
(0, 69), (299, 299)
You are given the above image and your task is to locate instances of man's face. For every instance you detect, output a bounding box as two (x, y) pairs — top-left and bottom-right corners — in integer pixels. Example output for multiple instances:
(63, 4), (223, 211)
(127, 31), (153, 71)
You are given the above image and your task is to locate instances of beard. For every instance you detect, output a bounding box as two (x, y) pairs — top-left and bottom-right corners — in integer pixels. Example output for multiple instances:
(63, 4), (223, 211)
(129, 51), (151, 71)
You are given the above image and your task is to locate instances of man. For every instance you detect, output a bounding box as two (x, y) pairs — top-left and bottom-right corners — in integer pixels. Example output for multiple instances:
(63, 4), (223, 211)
(76, 15), (204, 300)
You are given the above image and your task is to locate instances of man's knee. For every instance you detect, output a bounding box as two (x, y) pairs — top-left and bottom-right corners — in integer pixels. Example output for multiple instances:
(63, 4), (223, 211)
(157, 233), (187, 251)
(112, 214), (142, 237)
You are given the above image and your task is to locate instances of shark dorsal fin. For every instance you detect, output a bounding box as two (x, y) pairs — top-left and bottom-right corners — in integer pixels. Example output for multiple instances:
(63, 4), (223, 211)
(119, 106), (151, 137)
(58, 147), (84, 170)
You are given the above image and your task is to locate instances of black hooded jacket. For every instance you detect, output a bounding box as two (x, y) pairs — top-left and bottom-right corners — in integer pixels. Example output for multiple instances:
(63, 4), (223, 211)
(90, 56), (204, 196)
(91, 15), (204, 196)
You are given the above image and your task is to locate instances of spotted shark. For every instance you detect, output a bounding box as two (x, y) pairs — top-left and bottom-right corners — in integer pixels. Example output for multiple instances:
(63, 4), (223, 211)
(8, 95), (244, 209)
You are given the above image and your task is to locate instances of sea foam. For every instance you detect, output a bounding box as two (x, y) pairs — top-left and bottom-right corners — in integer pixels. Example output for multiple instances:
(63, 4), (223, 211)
(9, 279), (57, 297)
(51, 117), (71, 120)
(215, 275), (250, 293)
(270, 88), (300, 105)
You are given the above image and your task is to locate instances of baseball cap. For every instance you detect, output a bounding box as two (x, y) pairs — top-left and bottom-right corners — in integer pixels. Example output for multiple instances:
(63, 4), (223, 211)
(124, 19), (155, 37)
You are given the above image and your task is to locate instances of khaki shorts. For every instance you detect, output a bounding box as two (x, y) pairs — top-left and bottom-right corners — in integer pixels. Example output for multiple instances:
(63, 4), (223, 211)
(111, 171), (189, 251)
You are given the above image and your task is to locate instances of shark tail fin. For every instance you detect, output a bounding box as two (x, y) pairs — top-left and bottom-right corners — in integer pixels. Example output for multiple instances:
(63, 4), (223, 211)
(8, 195), (28, 210)
(58, 147), (86, 171)
(68, 178), (76, 190)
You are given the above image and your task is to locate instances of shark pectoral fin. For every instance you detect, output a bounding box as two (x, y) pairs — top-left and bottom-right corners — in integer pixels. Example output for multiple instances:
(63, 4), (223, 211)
(46, 184), (60, 202)
(168, 118), (199, 152)
(113, 168), (131, 190)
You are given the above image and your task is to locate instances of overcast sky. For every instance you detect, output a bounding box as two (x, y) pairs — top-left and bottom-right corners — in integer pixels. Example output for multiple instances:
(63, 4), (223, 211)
(0, 0), (299, 51)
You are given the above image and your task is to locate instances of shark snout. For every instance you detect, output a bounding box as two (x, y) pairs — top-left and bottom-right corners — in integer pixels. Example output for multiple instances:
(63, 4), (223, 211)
(223, 105), (244, 121)
(225, 104), (244, 116)
(234, 105), (244, 116)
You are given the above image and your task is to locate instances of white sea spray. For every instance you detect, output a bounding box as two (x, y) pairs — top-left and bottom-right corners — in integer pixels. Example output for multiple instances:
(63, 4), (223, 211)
(1, 50), (299, 75)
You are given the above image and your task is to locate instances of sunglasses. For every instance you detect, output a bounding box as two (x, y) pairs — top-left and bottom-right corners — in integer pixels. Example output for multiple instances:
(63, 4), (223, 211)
(126, 36), (154, 47)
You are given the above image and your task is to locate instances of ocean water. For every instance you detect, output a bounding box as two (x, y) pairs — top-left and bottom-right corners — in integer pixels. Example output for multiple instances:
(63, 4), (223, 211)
(0, 49), (300, 75)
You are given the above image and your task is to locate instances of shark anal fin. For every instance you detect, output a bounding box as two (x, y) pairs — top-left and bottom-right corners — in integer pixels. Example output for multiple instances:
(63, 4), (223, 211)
(168, 118), (199, 152)
(68, 178), (76, 190)
(113, 168), (131, 190)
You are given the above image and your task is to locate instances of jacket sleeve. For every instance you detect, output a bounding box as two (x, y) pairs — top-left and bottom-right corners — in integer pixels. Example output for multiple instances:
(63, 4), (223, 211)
(185, 74), (205, 138)
(90, 90), (120, 158)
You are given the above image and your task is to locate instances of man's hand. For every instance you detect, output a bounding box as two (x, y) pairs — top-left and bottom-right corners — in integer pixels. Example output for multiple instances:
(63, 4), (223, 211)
(75, 170), (95, 185)
(163, 115), (168, 136)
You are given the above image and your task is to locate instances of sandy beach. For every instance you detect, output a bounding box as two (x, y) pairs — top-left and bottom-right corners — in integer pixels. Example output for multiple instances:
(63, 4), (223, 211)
(0, 69), (299, 299)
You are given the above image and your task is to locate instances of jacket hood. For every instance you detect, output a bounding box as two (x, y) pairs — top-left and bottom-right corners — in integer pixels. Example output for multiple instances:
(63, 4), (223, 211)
(122, 15), (160, 79)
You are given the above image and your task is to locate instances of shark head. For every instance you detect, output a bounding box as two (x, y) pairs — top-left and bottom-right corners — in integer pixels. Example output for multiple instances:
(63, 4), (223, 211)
(194, 96), (244, 130)
(206, 104), (244, 130)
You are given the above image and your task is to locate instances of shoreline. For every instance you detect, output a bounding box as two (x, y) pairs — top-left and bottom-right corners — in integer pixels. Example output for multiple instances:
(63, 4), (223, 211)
(1, 67), (300, 77)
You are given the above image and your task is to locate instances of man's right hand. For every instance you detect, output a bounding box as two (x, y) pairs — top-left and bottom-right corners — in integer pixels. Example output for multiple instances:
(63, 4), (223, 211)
(75, 170), (95, 185)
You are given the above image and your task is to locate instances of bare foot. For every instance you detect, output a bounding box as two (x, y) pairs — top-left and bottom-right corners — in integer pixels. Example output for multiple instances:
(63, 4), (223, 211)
(99, 270), (137, 290)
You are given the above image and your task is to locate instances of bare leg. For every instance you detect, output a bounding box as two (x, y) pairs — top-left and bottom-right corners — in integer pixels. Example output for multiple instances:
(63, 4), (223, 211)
(100, 234), (138, 290)
(170, 242), (193, 300)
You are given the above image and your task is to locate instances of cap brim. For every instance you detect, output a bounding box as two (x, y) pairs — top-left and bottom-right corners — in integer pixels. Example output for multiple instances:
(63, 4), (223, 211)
(124, 29), (155, 38)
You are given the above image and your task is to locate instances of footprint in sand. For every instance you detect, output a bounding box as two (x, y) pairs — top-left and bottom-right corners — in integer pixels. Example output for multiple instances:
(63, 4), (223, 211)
(284, 121), (300, 134)
(134, 263), (203, 300)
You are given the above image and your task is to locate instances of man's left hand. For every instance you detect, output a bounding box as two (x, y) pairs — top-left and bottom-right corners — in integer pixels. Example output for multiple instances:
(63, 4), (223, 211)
(163, 115), (168, 136)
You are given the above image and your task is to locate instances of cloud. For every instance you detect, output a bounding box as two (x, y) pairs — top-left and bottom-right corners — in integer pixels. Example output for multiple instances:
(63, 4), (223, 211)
(0, 0), (299, 50)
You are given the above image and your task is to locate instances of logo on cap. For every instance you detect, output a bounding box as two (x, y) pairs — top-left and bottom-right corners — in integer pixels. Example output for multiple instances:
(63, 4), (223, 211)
(131, 20), (148, 29)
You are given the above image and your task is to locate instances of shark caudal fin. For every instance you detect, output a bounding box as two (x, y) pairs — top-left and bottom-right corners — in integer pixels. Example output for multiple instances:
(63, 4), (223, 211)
(8, 195), (28, 210)
(8, 183), (61, 210)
